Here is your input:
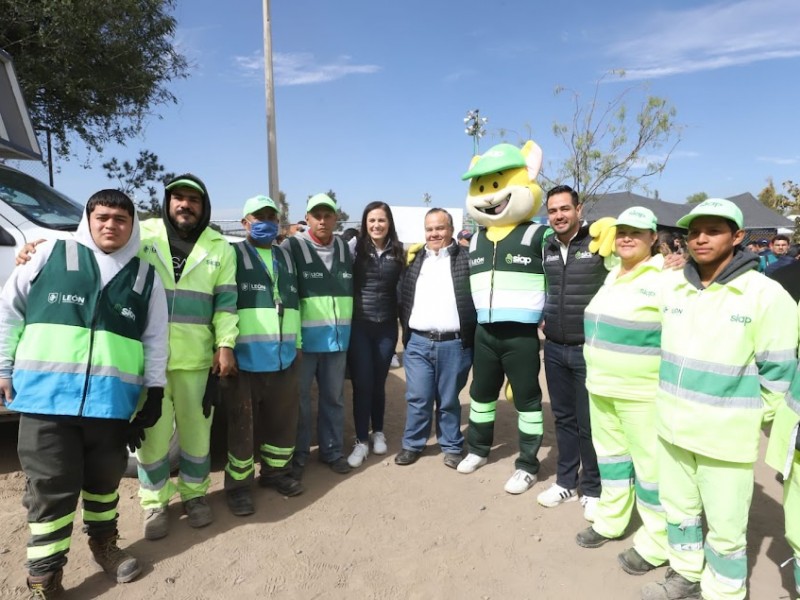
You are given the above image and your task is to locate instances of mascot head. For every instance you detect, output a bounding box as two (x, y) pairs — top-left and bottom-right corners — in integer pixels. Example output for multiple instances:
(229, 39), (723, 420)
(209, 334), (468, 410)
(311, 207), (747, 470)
(463, 140), (543, 228)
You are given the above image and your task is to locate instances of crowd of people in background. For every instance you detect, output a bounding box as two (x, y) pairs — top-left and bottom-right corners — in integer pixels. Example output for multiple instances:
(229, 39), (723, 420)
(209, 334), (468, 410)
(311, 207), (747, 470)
(2, 177), (800, 600)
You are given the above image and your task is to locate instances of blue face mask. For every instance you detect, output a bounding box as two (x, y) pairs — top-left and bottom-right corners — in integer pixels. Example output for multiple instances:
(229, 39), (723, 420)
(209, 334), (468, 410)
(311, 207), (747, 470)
(249, 219), (279, 244)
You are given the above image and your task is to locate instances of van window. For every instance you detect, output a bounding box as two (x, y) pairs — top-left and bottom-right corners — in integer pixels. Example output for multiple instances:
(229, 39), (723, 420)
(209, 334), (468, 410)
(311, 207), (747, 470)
(0, 166), (82, 230)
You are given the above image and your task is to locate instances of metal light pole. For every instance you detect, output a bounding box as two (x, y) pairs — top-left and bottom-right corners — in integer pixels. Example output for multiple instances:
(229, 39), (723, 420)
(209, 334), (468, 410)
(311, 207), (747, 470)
(464, 109), (488, 155)
(262, 0), (280, 201)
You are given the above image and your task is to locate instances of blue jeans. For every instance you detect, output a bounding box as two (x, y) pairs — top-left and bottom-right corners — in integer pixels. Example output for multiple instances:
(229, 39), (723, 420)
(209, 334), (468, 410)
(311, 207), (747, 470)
(295, 351), (347, 465)
(543, 340), (600, 497)
(348, 319), (398, 441)
(402, 333), (472, 454)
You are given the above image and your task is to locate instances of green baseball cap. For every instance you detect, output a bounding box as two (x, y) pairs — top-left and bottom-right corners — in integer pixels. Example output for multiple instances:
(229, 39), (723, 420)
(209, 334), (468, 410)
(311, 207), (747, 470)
(461, 143), (527, 180)
(165, 178), (205, 195)
(306, 193), (337, 213)
(676, 198), (743, 230)
(616, 206), (658, 231)
(242, 195), (280, 218)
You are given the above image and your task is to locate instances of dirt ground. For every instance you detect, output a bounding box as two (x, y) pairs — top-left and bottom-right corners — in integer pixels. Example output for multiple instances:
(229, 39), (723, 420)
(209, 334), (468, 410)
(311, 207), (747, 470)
(0, 360), (796, 600)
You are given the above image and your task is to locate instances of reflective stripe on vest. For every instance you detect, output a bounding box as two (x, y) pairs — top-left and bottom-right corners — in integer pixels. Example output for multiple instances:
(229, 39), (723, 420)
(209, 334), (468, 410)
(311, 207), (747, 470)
(12, 240), (154, 419)
(469, 224), (546, 324)
(288, 236), (353, 353)
(233, 241), (300, 372)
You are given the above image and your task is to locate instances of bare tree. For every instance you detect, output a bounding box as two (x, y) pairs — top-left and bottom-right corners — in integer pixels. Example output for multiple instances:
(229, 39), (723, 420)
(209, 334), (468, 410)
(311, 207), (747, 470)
(546, 71), (682, 201)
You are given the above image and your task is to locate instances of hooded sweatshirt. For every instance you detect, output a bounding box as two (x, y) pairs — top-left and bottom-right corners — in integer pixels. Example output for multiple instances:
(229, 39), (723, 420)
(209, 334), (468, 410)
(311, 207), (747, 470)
(0, 204), (169, 396)
(160, 173), (212, 282)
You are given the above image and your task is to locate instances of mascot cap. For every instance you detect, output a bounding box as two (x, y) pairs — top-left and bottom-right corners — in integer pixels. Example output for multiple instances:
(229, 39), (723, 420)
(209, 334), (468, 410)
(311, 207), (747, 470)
(461, 143), (527, 181)
(676, 198), (743, 230)
(616, 206), (658, 231)
(242, 195), (280, 218)
(306, 193), (337, 213)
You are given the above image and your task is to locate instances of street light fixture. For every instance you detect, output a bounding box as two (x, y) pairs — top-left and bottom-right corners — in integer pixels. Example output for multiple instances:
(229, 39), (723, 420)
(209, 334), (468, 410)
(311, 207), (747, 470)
(464, 109), (488, 155)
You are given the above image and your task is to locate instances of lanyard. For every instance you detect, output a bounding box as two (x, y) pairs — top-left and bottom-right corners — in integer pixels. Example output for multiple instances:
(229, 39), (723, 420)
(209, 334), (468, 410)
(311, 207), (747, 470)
(247, 243), (283, 313)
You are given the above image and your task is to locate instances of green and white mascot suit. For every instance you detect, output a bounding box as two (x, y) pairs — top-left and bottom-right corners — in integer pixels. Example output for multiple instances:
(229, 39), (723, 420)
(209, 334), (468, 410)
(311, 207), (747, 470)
(456, 141), (549, 493)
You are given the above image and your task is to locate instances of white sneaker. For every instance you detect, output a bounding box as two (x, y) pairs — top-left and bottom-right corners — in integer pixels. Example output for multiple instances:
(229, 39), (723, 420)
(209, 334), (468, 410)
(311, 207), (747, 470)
(347, 441), (369, 468)
(456, 453), (487, 474)
(372, 431), (387, 455)
(536, 483), (578, 507)
(581, 495), (599, 522)
(504, 469), (537, 494)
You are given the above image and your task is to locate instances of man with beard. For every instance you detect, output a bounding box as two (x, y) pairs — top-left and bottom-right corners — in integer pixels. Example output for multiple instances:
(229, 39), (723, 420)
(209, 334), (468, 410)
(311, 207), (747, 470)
(136, 174), (238, 539)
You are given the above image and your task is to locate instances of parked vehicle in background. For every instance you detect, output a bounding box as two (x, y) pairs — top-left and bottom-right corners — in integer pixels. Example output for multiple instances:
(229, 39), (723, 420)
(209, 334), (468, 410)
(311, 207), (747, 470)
(0, 163), (83, 421)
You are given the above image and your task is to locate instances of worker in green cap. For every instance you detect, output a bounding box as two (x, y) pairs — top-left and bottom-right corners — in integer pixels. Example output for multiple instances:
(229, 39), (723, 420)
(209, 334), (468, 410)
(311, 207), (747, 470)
(136, 173), (239, 540)
(223, 195), (303, 516)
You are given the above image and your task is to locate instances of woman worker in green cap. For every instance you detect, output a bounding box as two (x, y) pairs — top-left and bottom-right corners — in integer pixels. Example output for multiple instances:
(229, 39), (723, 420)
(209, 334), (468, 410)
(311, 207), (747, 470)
(575, 206), (669, 577)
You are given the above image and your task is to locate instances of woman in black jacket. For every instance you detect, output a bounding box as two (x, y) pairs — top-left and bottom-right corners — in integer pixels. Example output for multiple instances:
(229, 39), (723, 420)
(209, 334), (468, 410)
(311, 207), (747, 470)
(346, 201), (404, 467)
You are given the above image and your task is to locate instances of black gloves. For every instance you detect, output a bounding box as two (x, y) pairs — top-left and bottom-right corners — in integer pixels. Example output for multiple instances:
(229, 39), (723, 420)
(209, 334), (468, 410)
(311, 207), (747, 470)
(202, 374), (231, 418)
(127, 387), (164, 453)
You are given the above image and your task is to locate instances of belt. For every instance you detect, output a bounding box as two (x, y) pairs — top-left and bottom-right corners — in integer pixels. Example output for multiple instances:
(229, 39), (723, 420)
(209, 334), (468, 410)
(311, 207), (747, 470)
(411, 329), (461, 342)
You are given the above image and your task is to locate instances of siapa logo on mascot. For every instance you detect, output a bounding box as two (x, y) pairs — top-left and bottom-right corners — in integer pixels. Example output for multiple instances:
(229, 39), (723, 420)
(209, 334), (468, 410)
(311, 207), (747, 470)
(463, 141), (543, 228)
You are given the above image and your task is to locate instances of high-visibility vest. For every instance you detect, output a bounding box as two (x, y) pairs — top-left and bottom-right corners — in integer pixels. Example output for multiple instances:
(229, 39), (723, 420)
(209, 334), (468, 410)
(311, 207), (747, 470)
(139, 219), (238, 370)
(286, 236), (353, 353)
(233, 241), (301, 372)
(658, 269), (797, 463)
(12, 240), (155, 419)
(584, 256), (663, 401)
(468, 223), (547, 324)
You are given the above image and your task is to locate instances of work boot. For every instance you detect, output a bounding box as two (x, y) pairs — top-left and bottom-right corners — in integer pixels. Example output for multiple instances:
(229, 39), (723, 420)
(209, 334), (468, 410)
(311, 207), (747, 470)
(88, 533), (142, 583)
(27, 569), (64, 599)
(575, 526), (616, 548)
(618, 547), (660, 576)
(641, 568), (701, 599)
(226, 487), (255, 516)
(143, 506), (169, 540)
(183, 496), (213, 528)
(259, 473), (304, 497)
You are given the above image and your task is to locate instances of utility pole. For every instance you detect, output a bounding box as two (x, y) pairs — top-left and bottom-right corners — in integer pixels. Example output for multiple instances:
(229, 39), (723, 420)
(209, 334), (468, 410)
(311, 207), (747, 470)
(262, 0), (280, 201)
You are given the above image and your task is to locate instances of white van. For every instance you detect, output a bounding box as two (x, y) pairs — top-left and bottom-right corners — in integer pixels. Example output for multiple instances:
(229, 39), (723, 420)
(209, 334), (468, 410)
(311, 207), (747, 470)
(0, 164), (81, 421)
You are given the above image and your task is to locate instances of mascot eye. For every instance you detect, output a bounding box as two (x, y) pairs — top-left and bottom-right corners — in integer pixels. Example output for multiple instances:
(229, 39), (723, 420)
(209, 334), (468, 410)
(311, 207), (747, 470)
(479, 185), (485, 192)
(493, 182), (499, 189)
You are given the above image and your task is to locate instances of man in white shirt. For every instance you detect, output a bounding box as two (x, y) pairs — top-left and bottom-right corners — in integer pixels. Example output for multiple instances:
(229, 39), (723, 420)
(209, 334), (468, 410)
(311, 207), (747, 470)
(396, 209), (477, 468)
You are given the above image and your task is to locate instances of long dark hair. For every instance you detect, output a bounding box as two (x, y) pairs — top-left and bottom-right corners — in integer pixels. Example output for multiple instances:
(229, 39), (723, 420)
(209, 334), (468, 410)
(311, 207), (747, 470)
(355, 201), (404, 264)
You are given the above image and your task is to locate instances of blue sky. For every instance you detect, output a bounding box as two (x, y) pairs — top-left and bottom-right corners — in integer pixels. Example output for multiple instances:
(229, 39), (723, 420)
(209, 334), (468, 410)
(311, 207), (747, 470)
(34, 0), (800, 225)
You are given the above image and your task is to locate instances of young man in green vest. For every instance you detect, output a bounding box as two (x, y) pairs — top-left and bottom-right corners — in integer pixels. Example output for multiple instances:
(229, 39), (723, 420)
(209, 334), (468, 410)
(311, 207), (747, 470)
(283, 193), (354, 477)
(223, 195), (303, 515)
(0, 190), (169, 598)
(643, 199), (797, 600)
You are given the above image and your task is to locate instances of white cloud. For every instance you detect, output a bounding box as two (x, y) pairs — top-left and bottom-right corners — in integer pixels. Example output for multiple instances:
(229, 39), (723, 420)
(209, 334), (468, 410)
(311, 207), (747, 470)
(757, 155), (799, 166)
(607, 0), (800, 80)
(630, 150), (699, 169)
(233, 51), (381, 86)
(443, 69), (476, 84)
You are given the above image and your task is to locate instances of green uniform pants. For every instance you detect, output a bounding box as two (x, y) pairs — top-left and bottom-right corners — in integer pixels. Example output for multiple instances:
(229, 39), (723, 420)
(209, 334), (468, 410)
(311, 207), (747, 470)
(784, 451), (800, 598)
(18, 414), (128, 576)
(659, 438), (753, 600)
(589, 393), (667, 566)
(224, 361), (300, 489)
(467, 322), (543, 474)
(137, 369), (212, 508)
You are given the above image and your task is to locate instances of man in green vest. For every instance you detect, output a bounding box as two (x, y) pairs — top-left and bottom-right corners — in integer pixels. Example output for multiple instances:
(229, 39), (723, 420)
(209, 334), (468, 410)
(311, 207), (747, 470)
(136, 174), (238, 539)
(283, 193), (354, 477)
(224, 195), (303, 516)
(0, 189), (169, 598)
